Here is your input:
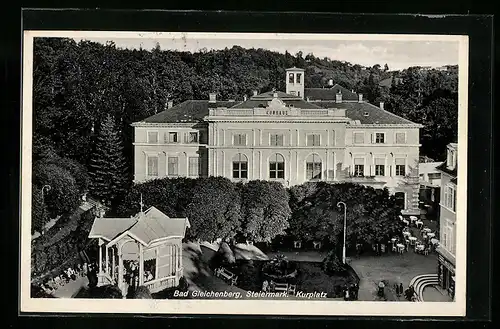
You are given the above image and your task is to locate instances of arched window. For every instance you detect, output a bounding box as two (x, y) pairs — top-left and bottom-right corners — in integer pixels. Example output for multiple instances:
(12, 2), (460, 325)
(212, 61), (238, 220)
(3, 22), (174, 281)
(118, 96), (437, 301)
(306, 154), (322, 180)
(269, 153), (285, 179)
(232, 153), (248, 179)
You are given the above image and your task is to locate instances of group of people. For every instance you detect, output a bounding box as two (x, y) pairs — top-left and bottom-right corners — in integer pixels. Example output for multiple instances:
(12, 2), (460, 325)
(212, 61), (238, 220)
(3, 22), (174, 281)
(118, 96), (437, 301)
(342, 283), (359, 301)
(261, 280), (276, 292)
(38, 262), (96, 295)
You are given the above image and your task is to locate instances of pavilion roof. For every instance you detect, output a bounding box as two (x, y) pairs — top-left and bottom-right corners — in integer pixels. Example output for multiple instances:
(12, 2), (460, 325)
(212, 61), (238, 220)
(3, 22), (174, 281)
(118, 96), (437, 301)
(88, 206), (190, 246)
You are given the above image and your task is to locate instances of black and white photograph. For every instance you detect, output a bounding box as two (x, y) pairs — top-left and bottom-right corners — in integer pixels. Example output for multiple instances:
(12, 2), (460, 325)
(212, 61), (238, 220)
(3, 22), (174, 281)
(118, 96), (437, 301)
(21, 30), (468, 316)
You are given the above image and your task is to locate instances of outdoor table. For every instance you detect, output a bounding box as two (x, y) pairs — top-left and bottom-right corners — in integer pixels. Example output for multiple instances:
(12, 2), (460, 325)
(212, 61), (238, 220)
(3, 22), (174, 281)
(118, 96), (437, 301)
(427, 232), (436, 238)
(391, 238), (397, 243)
(409, 236), (417, 245)
(396, 243), (405, 253)
(403, 231), (411, 236)
(423, 228), (432, 233)
(415, 244), (425, 253)
(410, 216), (418, 223)
(430, 238), (439, 245)
(415, 220), (423, 228)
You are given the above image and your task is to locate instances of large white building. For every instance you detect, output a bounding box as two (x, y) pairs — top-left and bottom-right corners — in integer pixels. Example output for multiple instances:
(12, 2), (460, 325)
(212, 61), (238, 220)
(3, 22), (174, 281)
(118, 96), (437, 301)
(132, 67), (423, 214)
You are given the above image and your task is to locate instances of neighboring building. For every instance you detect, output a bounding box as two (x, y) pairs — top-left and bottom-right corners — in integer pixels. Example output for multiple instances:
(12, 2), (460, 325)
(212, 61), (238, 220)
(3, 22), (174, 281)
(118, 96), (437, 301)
(132, 67), (423, 214)
(435, 143), (458, 300)
(88, 206), (190, 296)
(419, 161), (443, 187)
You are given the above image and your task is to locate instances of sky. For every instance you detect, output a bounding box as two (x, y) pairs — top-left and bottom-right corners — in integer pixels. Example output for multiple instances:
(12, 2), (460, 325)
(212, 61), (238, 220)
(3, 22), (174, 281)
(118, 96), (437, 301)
(72, 34), (459, 71)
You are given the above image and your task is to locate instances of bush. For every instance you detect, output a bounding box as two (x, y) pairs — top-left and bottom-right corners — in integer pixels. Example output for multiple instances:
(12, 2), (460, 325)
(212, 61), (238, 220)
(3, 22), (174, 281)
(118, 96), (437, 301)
(32, 184), (49, 234)
(322, 251), (345, 275)
(133, 286), (152, 299)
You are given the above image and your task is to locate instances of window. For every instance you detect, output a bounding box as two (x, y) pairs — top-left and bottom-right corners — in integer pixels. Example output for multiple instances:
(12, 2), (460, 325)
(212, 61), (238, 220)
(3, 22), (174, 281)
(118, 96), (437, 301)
(354, 158), (364, 176)
(375, 158), (385, 176)
(168, 132), (178, 143)
(306, 154), (322, 180)
(442, 220), (455, 254)
(232, 153), (248, 179)
(395, 158), (406, 176)
(428, 173), (441, 180)
(233, 133), (247, 146)
(297, 91), (301, 97)
(296, 73), (302, 83)
(444, 184), (456, 212)
(270, 134), (284, 146)
(188, 157), (199, 177)
(395, 132), (406, 144)
(269, 153), (285, 179)
(188, 132), (198, 143)
(147, 156), (159, 177)
(375, 132), (385, 144)
(306, 134), (320, 146)
(353, 132), (364, 144)
(290, 91), (297, 96)
(147, 131), (158, 144)
(289, 73), (294, 83)
(167, 157), (178, 176)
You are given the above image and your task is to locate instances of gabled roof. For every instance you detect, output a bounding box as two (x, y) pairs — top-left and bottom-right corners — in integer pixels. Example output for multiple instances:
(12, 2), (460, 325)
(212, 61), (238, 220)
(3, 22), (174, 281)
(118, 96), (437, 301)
(139, 100), (236, 123)
(304, 84), (358, 101)
(436, 161), (458, 178)
(286, 67), (305, 71)
(314, 101), (420, 125)
(88, 206), (190, 246)
(88, 218), (137, 241)
(418, 162), (444, 174)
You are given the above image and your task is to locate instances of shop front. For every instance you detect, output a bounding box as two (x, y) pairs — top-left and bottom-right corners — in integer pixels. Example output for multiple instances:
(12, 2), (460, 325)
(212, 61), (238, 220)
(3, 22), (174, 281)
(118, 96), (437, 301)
(437, 251), (455, 300)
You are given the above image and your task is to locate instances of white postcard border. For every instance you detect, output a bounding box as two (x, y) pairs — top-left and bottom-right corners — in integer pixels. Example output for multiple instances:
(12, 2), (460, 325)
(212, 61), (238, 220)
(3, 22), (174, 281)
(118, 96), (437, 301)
(20, 31), (468, 317)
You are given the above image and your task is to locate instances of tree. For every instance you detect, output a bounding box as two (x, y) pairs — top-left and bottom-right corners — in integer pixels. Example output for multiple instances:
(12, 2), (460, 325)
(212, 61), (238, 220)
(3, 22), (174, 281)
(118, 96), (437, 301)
(115, 177), (197, 218)
(33, 161), (81, 218)
(384, 63), (389, 72)
(88, 114), (129, 205)
(38, 155), (90, 194)
(240, 180), (291, 243)
(185, 177), (242, 242)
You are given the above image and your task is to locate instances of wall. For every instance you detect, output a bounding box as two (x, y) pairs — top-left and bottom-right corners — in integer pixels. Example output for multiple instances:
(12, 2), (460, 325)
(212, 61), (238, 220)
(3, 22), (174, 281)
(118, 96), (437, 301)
(439, 172), (457, 257)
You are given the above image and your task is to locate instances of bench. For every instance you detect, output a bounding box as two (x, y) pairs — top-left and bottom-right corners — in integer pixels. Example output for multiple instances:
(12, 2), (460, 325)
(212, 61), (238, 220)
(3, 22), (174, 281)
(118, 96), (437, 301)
(274, 283), (289, 293)
(215, 267), (238, 286)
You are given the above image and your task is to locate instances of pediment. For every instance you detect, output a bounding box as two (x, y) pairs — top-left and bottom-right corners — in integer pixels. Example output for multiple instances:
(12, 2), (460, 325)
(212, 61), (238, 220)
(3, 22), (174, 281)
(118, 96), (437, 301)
(267, 98), (288, 110)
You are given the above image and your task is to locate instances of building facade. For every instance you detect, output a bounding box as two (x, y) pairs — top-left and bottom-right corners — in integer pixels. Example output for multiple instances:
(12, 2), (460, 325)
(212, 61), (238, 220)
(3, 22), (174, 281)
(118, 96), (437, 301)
(435, 143), (457, 300)
(132, 68), (423, 214)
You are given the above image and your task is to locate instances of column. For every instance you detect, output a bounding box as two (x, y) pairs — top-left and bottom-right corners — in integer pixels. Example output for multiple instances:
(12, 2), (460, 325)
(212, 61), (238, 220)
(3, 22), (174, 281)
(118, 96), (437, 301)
(325, 149), (328, 181)
(214, 150), (218, 176)
(258, 151), (262, 179)
(118, 243), (124, 296)
(139, 244), (144, 286)
(221, 151), (225, 177)
(98, 240), (102, 273)
(288, 150), (292, 185)
(105, 245), (109, 274)
(112, 247), (116, 282)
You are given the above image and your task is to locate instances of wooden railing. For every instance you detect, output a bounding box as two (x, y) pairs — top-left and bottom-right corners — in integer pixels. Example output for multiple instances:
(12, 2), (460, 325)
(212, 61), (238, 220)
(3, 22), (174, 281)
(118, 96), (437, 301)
(144, 275), (177, 293)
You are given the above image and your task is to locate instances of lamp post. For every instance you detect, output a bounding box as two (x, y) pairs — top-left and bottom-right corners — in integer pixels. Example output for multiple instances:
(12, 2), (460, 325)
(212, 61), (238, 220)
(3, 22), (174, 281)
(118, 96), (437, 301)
(337, 201), (347, 264)
(41, 185), (51, 199)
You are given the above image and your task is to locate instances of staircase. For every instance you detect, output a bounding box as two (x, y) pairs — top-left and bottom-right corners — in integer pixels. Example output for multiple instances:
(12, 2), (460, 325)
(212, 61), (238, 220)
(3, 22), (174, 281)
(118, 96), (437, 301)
(409, 273), (439, 302)
(97, 272), (114, 287)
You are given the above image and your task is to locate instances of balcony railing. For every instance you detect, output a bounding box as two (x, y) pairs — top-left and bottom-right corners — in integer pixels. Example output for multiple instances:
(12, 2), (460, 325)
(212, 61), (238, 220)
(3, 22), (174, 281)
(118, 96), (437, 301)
(208, 108), (346, 118)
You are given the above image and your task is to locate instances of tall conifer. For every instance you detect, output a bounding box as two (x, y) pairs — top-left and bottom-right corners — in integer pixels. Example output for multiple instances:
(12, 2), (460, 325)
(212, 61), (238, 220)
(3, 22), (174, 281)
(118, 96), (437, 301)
(88, 114), (128, 205)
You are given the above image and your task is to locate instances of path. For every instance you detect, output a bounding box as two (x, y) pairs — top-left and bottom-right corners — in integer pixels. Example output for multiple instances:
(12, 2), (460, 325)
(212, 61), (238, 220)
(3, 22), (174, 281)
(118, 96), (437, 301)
(52, 276), (89, 298)
(350, 251), (438, 301)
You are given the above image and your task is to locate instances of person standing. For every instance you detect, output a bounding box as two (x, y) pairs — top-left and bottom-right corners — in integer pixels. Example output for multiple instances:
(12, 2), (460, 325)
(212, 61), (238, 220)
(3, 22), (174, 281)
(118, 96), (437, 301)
(399, 283), (404, 297)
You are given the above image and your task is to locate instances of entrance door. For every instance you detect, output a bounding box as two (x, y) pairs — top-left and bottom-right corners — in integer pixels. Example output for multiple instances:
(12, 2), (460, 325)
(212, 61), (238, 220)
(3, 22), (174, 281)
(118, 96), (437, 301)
(395, 192), (406, 209)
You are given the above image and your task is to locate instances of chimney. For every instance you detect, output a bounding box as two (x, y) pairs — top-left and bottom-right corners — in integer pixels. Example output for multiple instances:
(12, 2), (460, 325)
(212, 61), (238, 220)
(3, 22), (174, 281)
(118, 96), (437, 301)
(358, 94), (363, 102)
(306, 96), (310, 102)
(167, 100), (173, 109)
(379, 102), (384, 110)
(209, 92), (217, 103)
(335, 91), (342, 103)
(243, 95), (247, 101)
(253, 90), (258, 96)
(273, 92), (278, 98)
(328, 79), (334, 86)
